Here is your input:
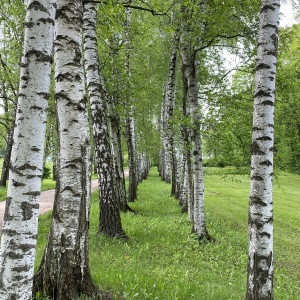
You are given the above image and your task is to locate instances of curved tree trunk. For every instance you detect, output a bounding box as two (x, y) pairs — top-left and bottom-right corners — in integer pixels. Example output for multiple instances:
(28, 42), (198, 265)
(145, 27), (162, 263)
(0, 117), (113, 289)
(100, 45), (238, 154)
(33, 1), (98, 299)
(246, 1), (280, 299)
(83, 1), (126, 237)
(0, 1), (56, 299)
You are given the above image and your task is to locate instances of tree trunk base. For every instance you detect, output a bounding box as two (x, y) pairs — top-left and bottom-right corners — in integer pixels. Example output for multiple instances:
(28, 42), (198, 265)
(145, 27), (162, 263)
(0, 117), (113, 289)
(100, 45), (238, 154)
(125, 204), (135, 213)
(33, 264), (100, 300)
(191, 227), (214, 243)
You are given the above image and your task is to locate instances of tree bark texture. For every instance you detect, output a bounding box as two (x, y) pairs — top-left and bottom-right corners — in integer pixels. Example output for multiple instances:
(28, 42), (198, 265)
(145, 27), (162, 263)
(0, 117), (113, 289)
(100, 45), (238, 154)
(246, 1), (280, 299)
(180, 64), (192, 216)
(0, 1), (56, 299)
(165, 30), (179, 187)
(33, 1), (98, 299)
(159, 86), (166, 180)
(108, 95), (128, 211)
(83, 1), (126, 237)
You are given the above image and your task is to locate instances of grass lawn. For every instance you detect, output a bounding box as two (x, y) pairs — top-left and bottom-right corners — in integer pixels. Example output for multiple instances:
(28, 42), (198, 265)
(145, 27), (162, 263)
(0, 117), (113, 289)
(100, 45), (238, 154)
(36, 167), (300, 299)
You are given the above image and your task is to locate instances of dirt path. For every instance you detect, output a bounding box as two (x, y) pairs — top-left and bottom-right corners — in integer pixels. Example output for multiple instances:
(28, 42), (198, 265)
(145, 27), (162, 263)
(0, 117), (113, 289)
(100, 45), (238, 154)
(0, 170), (129, 233)
(0, 179), (100, 233)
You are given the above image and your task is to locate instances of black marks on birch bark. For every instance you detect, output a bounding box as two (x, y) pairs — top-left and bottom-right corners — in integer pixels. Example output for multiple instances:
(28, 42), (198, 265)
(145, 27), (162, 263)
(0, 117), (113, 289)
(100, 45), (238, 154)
(12, 179), (26, 187)
(256, 136), (272, 141)
(31, 146), (41, 152)
(18, 163), (38, 171)
(256, 63), (271, 71)
(254, 90), (272, 98)
(56, 72), (80, 83)
(21, 201), (39, 220)
(251, 252), (273, 298)
(60, 186), (81, 197)
(251, 141), (265, 155)
(260, 4), (276, 13)
(250, 196), (267, 207)
(24, 50), (52, 63)
(259, 160), (272, 167)
(4, 197), (13, 221)
(261, 100), (274, 106)
(2, 228), (18, 236)
(251, 175), (264, 181)
(28, 1), (49, 13)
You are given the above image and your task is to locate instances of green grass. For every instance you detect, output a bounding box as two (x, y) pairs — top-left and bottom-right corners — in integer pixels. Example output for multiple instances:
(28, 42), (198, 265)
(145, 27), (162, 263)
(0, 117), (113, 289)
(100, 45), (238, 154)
(35, 167), (300, 299)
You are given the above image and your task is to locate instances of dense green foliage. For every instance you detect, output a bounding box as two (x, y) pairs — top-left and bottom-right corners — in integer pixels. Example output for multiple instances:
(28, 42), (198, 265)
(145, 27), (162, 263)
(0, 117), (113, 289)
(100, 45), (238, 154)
(204, 23), (300, 173)
(35, 168), (300, 299)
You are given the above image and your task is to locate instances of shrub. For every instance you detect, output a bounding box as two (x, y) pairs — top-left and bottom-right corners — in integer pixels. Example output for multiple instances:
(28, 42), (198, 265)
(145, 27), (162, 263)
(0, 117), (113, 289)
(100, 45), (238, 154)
(43, 166), (51, 180)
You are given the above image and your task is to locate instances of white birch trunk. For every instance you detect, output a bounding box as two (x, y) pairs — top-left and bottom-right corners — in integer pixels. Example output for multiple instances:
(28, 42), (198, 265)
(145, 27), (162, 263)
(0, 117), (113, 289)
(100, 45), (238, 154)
(180, 5), (210, 240)
(33, 1), (98, 298)
(180, 156), (188, 213)
(247, 1), (280, 299)
(124, 6), (138, 202)
(0, 1), (56, 298)
(159, 85), (166, 179)
(165, 30), (179, 187)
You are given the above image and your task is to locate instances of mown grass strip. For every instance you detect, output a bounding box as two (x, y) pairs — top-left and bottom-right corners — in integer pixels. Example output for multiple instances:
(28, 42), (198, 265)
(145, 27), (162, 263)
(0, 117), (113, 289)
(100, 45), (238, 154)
(36, 167), (300, 299)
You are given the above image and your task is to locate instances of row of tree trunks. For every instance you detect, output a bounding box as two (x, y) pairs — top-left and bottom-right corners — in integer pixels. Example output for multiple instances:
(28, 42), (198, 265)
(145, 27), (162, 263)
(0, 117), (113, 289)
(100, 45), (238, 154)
(0, 1), (57, 299)
(33, 1), (98, 299)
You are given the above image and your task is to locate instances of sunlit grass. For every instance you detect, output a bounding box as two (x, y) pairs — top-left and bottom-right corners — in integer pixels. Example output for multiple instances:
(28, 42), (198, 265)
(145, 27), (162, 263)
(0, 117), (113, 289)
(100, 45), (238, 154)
(36, 167), (300, 299)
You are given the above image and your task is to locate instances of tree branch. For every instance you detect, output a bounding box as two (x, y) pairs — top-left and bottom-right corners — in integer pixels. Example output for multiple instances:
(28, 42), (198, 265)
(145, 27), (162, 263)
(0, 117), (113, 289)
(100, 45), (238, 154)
(83, 0), (179, 17)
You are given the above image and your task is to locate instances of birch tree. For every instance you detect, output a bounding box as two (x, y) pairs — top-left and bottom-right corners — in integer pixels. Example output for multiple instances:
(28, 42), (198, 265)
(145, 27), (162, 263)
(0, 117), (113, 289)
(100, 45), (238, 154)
(0, 0), (56, 298)
(247, 1), (280, 299)
(83, 1), (126, 237)
(160, 28), (179, 187)
(124, 5), (138, 203)
(108, 88), (128, 212)
(180, 3), (211, 241)
(33, 0), (98, 298)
